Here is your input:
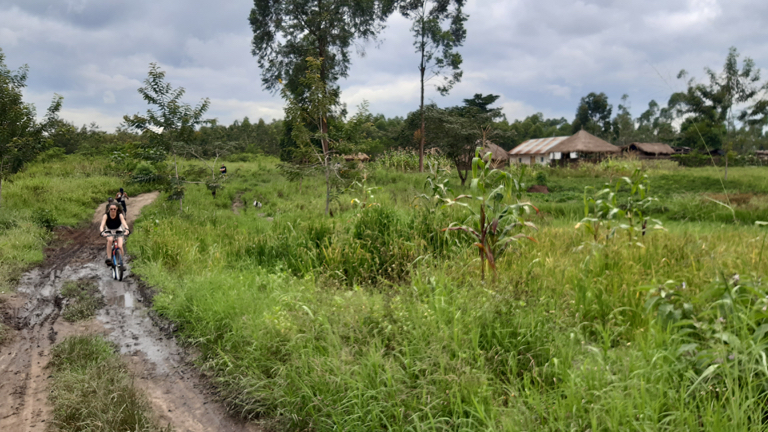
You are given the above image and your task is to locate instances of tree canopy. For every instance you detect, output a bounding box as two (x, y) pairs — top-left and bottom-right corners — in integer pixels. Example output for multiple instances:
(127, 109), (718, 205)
(0, 49), (62, 206)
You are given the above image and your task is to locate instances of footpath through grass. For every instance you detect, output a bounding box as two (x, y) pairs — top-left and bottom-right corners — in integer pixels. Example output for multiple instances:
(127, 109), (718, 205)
(130, 157), (768, 431)
(0, 156), (140, 292)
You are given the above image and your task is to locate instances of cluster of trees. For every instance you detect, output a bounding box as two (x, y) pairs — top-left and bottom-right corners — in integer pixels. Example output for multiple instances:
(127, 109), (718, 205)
(0, 48), (63, 206)
(562, 48), (768, 152)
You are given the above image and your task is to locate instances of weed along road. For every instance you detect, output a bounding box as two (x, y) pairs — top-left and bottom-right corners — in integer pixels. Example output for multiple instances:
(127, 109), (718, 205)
(0, 192), (260, 432)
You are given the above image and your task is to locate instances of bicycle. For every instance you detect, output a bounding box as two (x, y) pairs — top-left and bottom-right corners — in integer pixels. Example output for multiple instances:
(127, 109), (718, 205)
(101, 229), (129, 281)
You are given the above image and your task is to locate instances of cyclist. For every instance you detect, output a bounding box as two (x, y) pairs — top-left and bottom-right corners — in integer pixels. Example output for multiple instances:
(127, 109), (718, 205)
(116, 188), (129, 214)
(99, 202), (129, 266)
(220, 164), (227, 175)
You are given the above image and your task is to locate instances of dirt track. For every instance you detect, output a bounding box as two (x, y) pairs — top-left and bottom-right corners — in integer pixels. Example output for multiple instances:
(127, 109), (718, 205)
(0, 192), (261, 432)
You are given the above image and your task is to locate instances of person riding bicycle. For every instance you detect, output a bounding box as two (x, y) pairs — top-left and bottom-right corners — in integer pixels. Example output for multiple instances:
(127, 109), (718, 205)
(99, 202), (129, 266)
(116, 188), (129, 214)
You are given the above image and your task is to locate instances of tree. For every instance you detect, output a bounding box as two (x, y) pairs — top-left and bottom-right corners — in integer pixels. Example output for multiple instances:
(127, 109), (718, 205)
(282, 57), (344, 216)
(572, 92), (613, 139)
(400, 0), (467, 172)
(0, 49), (61, 207)
(123, 63), (210, 211)
(250, 0), (397, 164)
(611, 94), (636, 146)
(635, 100), (676, 144)
(668, 47), (764, 150)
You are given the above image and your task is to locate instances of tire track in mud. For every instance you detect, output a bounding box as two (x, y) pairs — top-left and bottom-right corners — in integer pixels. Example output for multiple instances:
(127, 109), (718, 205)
(0, 192), (262, 432)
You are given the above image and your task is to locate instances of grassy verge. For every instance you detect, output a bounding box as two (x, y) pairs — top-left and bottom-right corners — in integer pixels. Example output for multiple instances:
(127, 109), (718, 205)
(128, 157), (768, 430)
(47, 335), (172, 432)
(0, 156), (136, 292)
(60, 280), (103, 322)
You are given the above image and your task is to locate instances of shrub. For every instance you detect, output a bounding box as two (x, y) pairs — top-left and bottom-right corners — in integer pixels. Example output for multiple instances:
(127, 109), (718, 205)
(32, 208), (57, 231)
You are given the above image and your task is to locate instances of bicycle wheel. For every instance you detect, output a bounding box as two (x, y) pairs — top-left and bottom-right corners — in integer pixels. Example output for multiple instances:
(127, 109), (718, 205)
(114, 249), (123, 281)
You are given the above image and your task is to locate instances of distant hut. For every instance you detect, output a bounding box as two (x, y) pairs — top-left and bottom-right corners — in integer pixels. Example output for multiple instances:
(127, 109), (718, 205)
(549, 130), (619, 164)
(456, 141), (509, 170)
(510, 130), (619, 166)
(509, 136), (570, 166)
(622, 142), (675, 160)
(756, 150), (768, 162)
(342, 153), (370, 163)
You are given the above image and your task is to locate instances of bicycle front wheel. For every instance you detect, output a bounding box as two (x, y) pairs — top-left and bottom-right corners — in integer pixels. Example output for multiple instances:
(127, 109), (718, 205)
(113, 249), (123, 281)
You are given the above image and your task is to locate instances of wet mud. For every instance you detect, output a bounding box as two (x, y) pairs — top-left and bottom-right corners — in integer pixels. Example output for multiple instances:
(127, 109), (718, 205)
(0, 192), (262, 432)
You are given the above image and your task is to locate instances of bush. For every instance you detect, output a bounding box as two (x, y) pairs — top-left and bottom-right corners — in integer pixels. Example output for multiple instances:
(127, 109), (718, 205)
(32, 208), (57, 231)
(131, 162), (163, 184)
(37, 147), (67, 163)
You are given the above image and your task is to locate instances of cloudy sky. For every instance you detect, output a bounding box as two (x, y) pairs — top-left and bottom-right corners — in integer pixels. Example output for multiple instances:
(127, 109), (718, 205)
(1, 0), (766, 131)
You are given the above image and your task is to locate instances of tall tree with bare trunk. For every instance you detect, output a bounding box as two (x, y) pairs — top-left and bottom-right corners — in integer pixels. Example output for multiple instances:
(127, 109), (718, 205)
(250, 0), (397, 176)
(400, 0), (466, 172)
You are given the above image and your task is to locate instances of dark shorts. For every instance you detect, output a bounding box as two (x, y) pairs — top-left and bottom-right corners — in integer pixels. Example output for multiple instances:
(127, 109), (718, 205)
(120, 201), (127, 213)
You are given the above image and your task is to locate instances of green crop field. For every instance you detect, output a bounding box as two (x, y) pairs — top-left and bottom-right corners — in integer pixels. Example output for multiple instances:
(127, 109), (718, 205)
(113, 155), (768, 431)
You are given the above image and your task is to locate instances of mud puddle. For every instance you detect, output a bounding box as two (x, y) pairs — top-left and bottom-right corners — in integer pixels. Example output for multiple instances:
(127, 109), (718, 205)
(0, 192), (262, 432)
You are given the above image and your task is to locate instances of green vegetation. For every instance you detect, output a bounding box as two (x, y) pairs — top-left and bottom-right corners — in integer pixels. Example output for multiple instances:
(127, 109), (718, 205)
(60, 280), (103, 322)
(127, 154), (768, 430)
(0, 157), (128, 292)
(47, 335), (172, 432)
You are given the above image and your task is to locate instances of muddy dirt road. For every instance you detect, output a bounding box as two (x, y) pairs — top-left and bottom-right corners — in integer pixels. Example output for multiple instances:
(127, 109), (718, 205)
(0, 192), (261, 432)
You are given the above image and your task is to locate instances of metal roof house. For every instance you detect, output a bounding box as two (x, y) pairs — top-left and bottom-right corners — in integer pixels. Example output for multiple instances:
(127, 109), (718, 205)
(509, 131), (620, 166)
(508, 136), (571, 166)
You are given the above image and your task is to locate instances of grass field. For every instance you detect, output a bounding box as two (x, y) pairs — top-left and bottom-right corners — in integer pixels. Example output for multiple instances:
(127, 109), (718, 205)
(0, 156), (154, 292)
(123, 156), (768, 430)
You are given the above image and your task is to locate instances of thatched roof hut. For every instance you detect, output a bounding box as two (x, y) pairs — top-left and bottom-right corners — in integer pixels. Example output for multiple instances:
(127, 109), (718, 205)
(550, 130), (620, 154)
(479, 141), (510, 168)
(342, 153), (370, 163)
(456, 141), (509, 170)
(622, 142), (675, 159)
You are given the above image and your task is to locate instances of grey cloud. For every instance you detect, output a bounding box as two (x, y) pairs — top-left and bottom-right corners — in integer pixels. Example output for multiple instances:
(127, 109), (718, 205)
(1, 0), (767, 131)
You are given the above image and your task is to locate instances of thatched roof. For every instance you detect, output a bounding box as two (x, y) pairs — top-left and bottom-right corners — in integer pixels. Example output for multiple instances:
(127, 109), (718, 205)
(342, 153), (370, 162)
(625, 142), (675, 155)
(457, 140), (508, 169)
(550, 130), (620, 154)
(477, 140), (510, 163)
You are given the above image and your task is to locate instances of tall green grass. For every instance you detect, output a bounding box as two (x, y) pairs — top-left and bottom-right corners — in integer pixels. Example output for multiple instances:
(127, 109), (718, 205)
(130, 157), (768, 430)
(48, 335), (173, 432)
(0, 156), (132, 291)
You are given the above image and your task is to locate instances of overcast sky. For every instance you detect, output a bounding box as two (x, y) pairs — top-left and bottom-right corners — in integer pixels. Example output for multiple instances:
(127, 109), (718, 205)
(1, 0), (766, 131)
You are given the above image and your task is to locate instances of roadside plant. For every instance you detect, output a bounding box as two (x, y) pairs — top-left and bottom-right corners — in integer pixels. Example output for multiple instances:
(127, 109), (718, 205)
(413, 162), (452, 212)
(348, 172), (380, 210)
(577, 168), (664, 245)
(442, 148), (538, 280)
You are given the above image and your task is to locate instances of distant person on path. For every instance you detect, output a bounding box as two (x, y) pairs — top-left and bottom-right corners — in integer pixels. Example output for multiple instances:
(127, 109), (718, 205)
(116, 188), (129, 214)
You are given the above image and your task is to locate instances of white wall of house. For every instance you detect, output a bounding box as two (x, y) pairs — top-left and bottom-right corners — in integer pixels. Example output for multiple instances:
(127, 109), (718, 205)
(513, 152), (579, 166)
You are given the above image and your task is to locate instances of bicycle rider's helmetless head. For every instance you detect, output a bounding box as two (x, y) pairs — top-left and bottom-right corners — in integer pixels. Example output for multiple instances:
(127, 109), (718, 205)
(108, 204), (119, 214)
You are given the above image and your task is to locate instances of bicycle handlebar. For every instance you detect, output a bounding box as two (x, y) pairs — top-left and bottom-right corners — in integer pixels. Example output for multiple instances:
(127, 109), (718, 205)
(101, 229), (130, 238)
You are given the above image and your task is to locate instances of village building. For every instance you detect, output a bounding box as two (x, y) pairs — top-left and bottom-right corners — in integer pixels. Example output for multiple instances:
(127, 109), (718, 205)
(508, 136), (570, 166)
(457, 141), (509, 170)
(342, 153), (370, 163)
(509, 130), (620, 166)
(622, 142), (675, 159)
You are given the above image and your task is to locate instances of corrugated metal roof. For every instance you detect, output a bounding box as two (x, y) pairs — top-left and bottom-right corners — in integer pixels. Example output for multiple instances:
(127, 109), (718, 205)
(509, 136), (569, 155)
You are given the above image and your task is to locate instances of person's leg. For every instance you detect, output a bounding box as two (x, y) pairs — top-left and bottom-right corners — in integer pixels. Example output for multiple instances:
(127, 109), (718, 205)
(105, 236), (114, 265)
(116, 237), (126, 267)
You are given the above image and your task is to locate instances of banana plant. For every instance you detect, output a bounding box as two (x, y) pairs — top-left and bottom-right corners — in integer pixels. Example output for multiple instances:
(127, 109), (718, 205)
(442, 148), (538, 281)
